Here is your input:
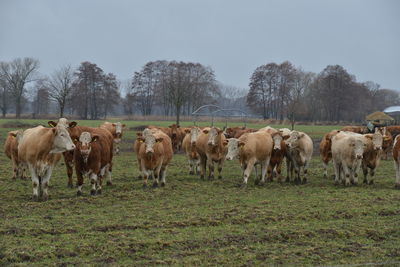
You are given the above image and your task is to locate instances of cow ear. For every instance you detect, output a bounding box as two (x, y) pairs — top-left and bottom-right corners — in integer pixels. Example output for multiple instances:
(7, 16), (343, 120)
(184, 129), (190, 133)
(48, 121), (57, 128)
(69, 122), (77, 128)
(136, 132), (143, 137)
(203, 129), (209, 134)
(137, 137), (144, 142)
(223, 140), (228, 146)
(238, 141), (245, 147)
(112, 123), (116, 126)
(91, 135), (99, 142)
(156, 137), (163, 143)
(218, 129), (224, 134)
(52, 128), (57, 134)
(364, 135), (373, 140)
(169, 125), (172, 128)
(283, 135), (290, 140)
(299, 133), (305, 138)
(10, 132), (17, 138)
(122, 124), (126, 128)
(177, 125), (180, 128)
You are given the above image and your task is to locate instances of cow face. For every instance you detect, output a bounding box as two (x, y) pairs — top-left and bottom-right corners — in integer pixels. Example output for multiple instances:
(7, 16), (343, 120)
(272, 132), (283, 150)
(225, 138), (244, 160)
(75, 132), (98, 163)
(224, 127), (234, 138)
(190, 127), (200, 145)
(285, 131), (304, 149)
(169, 124), (180, 139)
(50, 126), (76, 153)
(206, 127), (223, 147)
(138, 134), (163, 156)
(371, 132), (383, 151)
(48, 118), (77, 129)
(349, 137), (366, 159)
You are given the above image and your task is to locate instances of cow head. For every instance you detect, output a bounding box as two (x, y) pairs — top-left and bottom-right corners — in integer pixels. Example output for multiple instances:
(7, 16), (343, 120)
(137, 133), (163, 156)
(349, 137), (366, 159)
(204, 127), (223, 147)
(169, 124), (180, 139)
(284, 131), (304, 149)
(271, 132), (283, 151)
(10, 130), (24, 144)
(224, 138), (244, 160)
(48, 118), (77, 129)
(366, 131), (383, 151)
(189, 127), (200, 146)
(50, 125), (76, 153)
(223, 127), (234, 138)
(74, 132), (98, 163)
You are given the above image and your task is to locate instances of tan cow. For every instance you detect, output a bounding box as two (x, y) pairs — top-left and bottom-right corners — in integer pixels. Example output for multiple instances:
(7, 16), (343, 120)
(331, 132), (366, 186)
(225, 131), (273, 185)
(376, 127), (393, 160)
(361, 131), (383, 185)
(18, 125), (75, 201)
(341, 126), (367, 134)
(74, 131), (113, 196)
(135, 129), (173, 187)
(4, 130), (26, 179)
(182, 127), (201, 175)
(196, 127), (227, 180)
(284, 131), (313, 184)
(319, 130), (340, 178)
(100, 122), (126, 155)
(392, 135), (400, 189)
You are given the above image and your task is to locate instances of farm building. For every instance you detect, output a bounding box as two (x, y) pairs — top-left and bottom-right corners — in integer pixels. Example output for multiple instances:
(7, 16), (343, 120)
(383, 106), (400, 124)
(365, 111), (394, 126)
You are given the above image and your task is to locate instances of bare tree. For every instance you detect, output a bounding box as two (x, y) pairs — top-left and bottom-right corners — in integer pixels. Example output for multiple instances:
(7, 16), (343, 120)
(32, 80), (50, 116)
(47, 65), (74, 117)
(0, 72), (11, 118)
(0, 58), (39, 118)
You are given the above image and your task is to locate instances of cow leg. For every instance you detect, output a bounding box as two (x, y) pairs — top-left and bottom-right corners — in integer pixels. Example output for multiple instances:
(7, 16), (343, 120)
(267, 163), (273, 182)
(395, 160), (400, 189)
(332, 159), (340, 185)
(137, 158), (143, 180)
(368, 168), (375, 185)
(243, 159), (256, 185)
(195, 159), (200, 175)
(341, 161), (351, 186)
(188, 158), (194, 175)
(199, 156), (207, 180)
(322, 161), (328, 179)
(76, 170), (84, 196)
(106, 162), (113, 186)
(41, 166), (53, 201)
(217, 159), (224, 179)
(153, 165), (162, 187)
(97, 174), (103, 195)
(260, 161), (269, 184)
(207, 156), (215, 180)
(276, 161), (283, 183)
(362, 162), (368, 184)
(285, 157), (291, 182)
(160, 166), (167, 187)
(28, 165), (40, 201)
(302, 162), (309, 184)
(11, 156), (18, 179)
(90, 173), (98, 195)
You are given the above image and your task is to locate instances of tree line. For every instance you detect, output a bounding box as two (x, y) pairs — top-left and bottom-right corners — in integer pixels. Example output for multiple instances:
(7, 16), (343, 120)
(0, 57), (398, 124)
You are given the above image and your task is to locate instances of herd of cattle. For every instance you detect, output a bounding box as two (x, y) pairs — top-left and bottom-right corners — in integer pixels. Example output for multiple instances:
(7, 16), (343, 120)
(4, 118), (400, 201)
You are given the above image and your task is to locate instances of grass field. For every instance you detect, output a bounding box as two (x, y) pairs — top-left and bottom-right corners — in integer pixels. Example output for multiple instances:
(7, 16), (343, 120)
(1, 119), (400, 266)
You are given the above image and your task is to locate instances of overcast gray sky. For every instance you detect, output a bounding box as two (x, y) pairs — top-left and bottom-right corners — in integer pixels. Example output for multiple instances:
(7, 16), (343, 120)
(1, 0), (399, 91)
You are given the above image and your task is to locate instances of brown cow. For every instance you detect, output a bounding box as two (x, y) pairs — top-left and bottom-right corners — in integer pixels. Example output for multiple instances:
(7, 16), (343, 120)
(225, 127), (257, 138)
(393, 135), (400, 189)
(319, 130), (340, 178)
(148, 124), (184, 153)
(100, 121), (126, 155)
(135, 129), (173, 187)
(18, 125), (75, 201)
(74, 131), (113, 196)
(361, 131), (383, 185)
(341, 126), (367, 134)
(182, 127), (201, 174)
(225, 131), (273, 185)
(4, 130), (26, 179)
(375, 127), (393, 160)
(196, 127), (227, 180)
(386, 125), (400, 139)
(224, 126), (246, 138)
(49, 119), (114, 187)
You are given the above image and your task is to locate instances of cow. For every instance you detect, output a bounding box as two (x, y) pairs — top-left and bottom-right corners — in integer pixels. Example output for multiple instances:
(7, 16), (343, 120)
(48, 119), (114, 187)
(392, 135), (400, 189)
(331, 132), (366, 186)
(18, 125), (75, 201)
(196, 127), (227, 180)
(224, 126), (246, 138)
(74, 131), (113, 196)
(135, 129), (173, 187)
(319, 130), (341, 178)
(361, 130), (383, 185)
(133, 128), (157, 179)
(148, 124), (184, 153)
(4, 130), (26, 179)
(225, 131), (273, 185)
(100, 121), (126, 155)
(284, 131), (313, 184)
(182, 126), (201, 175)
(376, 127), (393, 160)
(386, 125), (400, 139)
(341, 126), (367, 134)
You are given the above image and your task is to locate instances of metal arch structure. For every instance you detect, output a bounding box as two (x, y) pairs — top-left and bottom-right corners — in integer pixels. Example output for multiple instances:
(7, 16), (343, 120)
(191, 105), (251, 127)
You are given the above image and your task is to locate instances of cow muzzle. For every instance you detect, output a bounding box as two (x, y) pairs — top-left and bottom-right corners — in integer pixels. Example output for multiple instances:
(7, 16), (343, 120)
(356, 154), (363, 159)
(68, 144), (76, 151)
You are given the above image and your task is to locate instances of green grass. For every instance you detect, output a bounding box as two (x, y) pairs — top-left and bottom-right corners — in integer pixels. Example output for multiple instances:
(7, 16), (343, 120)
(1, 119), (399, 266)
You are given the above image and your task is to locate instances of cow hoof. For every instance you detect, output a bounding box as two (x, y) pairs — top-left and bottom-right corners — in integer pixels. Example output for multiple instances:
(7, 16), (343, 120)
(106, 181), (113, 186)
(302, 178), (307, 184)
(254, 179), (260, 185)
(200, 175), (205, 180)
(368, 180), (374, 185)
(32, 195), (39, 202)
(363, 179), (368, 184)
(331, 175), (335, 180)
(77, 191), (82, 197)
(218, 175), (222, 180)
(90, 189), (96, 196)
(142, 184), (148, 189)
(285, 177), (290, 183)
(395, 184), (400, 189)
(152, 182), (158, 188)
(189, 171), (194, 175)
(42, 195), (49, 201)
(67, 183), (73, 189)
(240, 183), (247, 189)
(97, 189), (102, 195)
(160, 182), (165, 187)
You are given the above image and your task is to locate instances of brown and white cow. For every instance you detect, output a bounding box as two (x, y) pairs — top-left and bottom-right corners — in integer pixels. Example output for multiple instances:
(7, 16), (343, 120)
(100, 121), (126, 155)
(392, 135), (400, 189)
(225, 131), (273, 185)
(341, 126), (367, 134)
(74, 131), (113, 196)
(386, 125), (400, 139)
(182, 126), (201, 175)
(331, 132), (366, 186)
(284, 131), (313, 184)
(4, 130), (26, 179)
(135, 129), (173, 187)
(196, 127), (227, 180)
(224, 126), (257, 139)
(18, 125), (75, 201)
(361, 131), (383, 185)
(377, 127), (393, 160)
(319, 130), (341, 178)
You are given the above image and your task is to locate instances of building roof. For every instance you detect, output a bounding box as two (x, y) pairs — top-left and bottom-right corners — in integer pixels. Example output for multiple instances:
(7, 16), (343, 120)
(366, 111), (394, 121)
(383, 106), (400, 114)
